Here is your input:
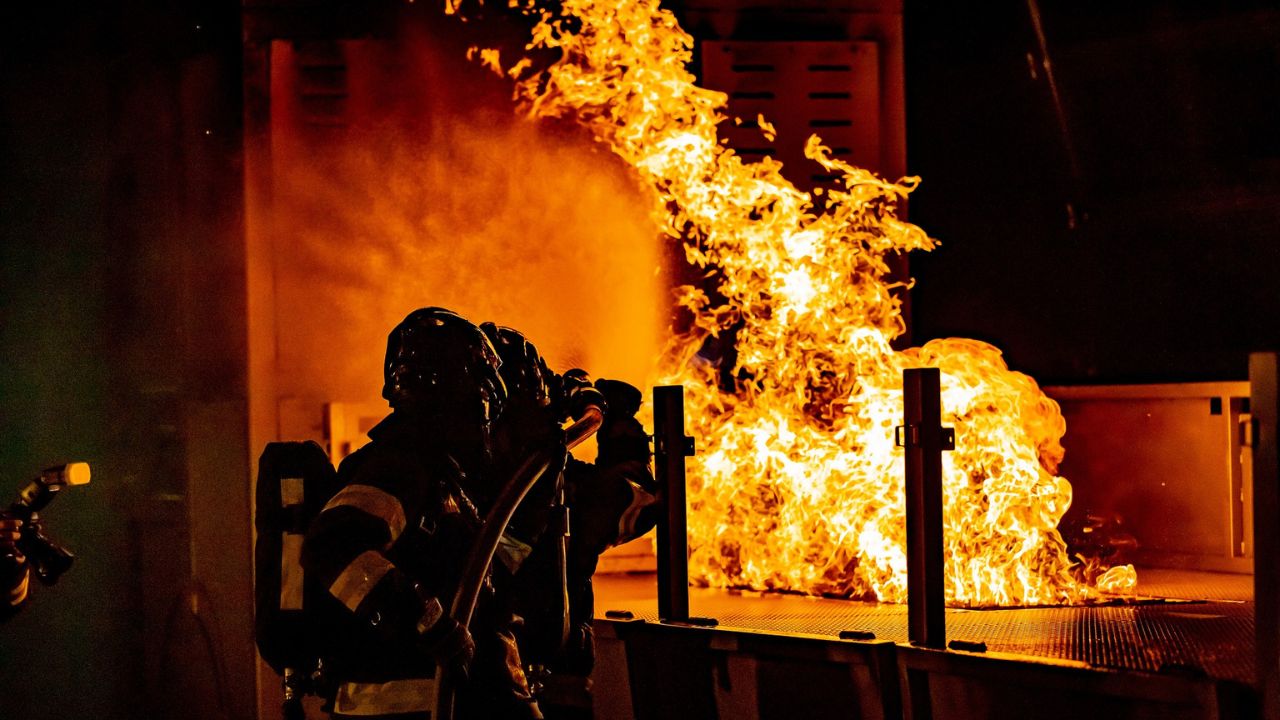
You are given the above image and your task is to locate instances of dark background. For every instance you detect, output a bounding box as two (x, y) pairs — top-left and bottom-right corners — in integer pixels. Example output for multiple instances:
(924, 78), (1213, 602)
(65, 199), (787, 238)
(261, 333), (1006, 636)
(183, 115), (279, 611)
(1, 1), (1277, 718)
(905, 1), (1280, 384)
(1, 2), (248, 718)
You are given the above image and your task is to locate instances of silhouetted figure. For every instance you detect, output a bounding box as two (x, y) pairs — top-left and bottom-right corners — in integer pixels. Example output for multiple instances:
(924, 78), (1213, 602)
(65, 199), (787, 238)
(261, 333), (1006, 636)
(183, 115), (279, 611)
(299, 307), (660, 719)
(479, 324), (660, 719)
(302, 307), (514, 718)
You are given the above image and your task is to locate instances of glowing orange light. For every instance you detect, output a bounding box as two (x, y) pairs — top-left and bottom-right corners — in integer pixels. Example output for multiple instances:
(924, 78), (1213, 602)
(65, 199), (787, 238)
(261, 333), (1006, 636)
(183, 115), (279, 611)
(455, 0), (1135, 606)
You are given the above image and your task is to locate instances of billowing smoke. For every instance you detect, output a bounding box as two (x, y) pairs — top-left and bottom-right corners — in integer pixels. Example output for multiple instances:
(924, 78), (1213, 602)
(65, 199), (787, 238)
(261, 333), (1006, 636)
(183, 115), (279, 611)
(262, 27), (663, 409)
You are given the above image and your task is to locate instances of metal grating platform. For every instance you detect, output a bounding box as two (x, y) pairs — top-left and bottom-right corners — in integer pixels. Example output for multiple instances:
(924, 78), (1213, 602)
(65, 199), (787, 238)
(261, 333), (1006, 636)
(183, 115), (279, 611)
(594, 569), (1255, 684)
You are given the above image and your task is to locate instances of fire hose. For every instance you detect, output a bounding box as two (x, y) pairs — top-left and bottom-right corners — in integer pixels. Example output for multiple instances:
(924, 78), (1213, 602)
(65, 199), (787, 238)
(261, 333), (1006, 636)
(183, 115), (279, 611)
(435, 403), (605, 720)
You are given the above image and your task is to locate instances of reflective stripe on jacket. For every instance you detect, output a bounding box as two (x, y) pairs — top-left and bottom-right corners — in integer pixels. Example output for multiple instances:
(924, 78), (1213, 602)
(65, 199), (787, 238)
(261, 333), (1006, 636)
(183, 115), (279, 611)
(332, 676), (438, 717)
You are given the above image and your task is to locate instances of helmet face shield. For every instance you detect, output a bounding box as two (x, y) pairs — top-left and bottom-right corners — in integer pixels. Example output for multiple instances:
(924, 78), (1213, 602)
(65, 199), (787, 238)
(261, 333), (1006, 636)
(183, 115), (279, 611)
(382, 307), (508, 427)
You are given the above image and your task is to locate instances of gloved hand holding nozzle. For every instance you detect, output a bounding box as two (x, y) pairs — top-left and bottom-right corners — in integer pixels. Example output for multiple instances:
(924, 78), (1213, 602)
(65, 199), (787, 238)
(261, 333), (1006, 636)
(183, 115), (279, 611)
(556, 369), (607, 422)
(7, 462), (90, 587)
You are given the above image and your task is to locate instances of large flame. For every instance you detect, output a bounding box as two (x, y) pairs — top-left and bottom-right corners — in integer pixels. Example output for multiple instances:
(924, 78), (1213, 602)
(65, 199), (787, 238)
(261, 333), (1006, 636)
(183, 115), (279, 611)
(452, 0), (1135, 605)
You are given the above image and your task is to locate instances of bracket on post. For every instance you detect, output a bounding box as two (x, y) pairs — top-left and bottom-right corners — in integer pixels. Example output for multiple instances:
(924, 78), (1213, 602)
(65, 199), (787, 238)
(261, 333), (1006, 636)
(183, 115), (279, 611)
(895, 424), (956, 451)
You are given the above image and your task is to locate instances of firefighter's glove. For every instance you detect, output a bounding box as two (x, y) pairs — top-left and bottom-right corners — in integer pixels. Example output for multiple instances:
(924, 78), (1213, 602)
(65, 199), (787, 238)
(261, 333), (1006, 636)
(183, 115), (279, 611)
(0, 512), (25, 577)
(418, 607), (476, 681)
(0, 512), (29, 611)
(559, 369), (606, 421)
(595, 379), (642, 419)
(594, 379), (651, 467)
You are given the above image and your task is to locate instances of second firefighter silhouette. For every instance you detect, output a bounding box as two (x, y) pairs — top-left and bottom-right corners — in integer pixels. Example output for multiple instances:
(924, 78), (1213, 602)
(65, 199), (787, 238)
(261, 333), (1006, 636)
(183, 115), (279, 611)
(482, 324), (661, 719)
(301, 307), (659, 719)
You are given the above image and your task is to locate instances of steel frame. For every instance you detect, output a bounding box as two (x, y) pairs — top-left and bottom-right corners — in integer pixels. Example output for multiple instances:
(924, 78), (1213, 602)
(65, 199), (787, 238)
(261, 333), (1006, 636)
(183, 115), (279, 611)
(643, 353), (1278, 717)
(1250, 352), (1278, 718)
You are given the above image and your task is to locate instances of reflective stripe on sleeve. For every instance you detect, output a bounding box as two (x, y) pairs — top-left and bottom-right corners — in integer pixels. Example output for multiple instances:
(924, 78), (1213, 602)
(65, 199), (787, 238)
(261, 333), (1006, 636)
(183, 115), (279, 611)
(332, 677), (438, 716)
(323, 484), (407, 545)
(616, 481), (659, 546)
(329, 550), (394, 612)
(495, 532), (534, 573)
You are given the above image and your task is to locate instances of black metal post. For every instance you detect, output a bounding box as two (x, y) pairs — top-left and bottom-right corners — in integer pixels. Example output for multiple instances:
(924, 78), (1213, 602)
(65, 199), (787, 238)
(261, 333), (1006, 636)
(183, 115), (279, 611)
(1251, 353), (1279, 718)
(654, 385), (693, 622)
(899, 368), (950, 649)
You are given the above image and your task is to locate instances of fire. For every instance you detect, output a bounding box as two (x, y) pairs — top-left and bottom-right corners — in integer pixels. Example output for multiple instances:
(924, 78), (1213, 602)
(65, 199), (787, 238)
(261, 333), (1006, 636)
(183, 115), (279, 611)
(451, 0), (1136, 605)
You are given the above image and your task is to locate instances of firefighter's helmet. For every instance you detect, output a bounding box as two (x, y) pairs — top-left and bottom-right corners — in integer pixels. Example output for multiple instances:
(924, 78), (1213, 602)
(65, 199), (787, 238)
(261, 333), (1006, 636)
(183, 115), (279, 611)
(382, 307), (507, 426)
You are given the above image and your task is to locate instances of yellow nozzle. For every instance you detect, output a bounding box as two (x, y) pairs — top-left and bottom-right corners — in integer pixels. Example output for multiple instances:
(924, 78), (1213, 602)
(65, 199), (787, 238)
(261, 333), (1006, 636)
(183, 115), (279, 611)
(64, 462), (91, 486)
(42, 462), (91, 488)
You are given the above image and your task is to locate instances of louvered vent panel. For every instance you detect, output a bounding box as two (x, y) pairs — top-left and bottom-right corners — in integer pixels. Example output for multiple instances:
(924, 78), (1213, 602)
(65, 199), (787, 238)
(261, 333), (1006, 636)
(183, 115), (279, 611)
(702, 41), (881, 189)
(294, 41), (349, 128)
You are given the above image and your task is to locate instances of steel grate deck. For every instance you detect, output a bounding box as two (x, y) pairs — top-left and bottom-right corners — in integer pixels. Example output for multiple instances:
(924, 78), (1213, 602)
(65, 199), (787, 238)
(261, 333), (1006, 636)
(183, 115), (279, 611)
(594, 569), (1255, 684)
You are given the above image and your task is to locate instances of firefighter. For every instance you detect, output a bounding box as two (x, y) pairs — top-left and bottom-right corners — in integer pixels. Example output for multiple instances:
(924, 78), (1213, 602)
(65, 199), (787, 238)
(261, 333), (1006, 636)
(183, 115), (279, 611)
(478, 324), (660, 718)
(1, 511), (30, 617)
(532, 378), (659, 718)
(301, 306), (537, 719)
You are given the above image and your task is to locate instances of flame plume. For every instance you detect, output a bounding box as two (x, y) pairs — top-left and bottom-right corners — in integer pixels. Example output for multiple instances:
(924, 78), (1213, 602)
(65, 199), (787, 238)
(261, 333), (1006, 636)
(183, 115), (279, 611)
(452, 0), (1135, 605)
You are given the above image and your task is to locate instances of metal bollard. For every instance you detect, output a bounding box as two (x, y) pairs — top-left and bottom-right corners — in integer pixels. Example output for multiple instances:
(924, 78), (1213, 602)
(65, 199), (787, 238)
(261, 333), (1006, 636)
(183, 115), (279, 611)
(654, 385), (695, 622)
(897, 368), (953, 649)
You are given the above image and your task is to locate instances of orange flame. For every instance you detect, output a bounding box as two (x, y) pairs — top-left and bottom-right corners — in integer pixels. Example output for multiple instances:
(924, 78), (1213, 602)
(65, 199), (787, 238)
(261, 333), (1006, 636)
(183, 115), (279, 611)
(454, 0), (1135, 605)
